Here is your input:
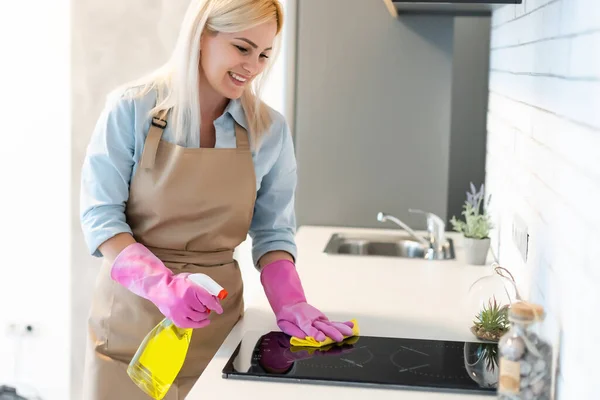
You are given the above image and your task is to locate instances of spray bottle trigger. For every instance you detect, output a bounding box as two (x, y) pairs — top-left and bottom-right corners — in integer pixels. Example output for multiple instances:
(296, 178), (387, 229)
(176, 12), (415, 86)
(187, 273), (228, 314)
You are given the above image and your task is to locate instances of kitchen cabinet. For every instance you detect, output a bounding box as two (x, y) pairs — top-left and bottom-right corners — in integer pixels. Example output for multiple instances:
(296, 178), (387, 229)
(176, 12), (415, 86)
(293, 0), (490, 230)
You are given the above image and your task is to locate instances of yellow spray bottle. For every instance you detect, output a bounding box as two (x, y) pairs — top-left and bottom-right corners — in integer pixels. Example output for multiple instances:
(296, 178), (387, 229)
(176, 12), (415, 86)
(127, 273), (228, 399)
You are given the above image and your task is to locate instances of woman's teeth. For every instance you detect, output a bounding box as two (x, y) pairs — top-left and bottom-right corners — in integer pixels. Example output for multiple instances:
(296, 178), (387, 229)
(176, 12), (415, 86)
(229, 72), (247, 82)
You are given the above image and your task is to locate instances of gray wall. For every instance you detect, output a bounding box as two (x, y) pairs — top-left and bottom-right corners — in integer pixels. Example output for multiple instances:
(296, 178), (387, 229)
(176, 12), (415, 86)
(71, 1), (189, 398)
(447, 17), (491, 224)
(294, 0), (491, 230)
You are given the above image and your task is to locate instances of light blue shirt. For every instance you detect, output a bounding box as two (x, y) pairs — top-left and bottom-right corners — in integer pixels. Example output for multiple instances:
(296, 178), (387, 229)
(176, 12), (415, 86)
(80, 88), (297, 266)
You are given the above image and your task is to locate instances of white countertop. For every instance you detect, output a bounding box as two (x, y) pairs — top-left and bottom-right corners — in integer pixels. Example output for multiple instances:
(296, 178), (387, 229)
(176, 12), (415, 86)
(187, 225), (497, 399)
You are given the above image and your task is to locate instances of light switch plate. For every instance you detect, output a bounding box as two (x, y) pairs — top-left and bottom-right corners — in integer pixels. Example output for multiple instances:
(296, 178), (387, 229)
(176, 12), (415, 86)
(512, 214), (529, 262)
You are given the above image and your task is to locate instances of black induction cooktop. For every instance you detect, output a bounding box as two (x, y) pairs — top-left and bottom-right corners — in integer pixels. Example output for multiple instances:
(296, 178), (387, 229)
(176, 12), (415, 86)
(222, 331), (499, 395)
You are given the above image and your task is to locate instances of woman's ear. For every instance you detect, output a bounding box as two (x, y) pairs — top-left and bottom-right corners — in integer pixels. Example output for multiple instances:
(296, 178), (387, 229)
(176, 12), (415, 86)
(199, 29), (209, 50)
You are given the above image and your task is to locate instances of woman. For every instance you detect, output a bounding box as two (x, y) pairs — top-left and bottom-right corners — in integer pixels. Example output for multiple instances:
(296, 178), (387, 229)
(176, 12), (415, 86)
(80, 0), (354, 398)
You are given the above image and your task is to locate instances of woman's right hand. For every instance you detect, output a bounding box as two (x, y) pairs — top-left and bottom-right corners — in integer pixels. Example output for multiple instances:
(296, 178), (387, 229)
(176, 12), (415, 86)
(110, 242), (224, 329)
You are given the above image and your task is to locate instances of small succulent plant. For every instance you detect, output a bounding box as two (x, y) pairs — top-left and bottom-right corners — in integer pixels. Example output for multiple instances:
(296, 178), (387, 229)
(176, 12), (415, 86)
(472, 296), (509, 342)
(450, 182), (493, 239)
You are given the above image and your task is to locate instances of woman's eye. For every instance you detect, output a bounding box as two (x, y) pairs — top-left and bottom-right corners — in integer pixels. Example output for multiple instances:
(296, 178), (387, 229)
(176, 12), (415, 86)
(234, 45), (248, 53)
(260, 54), (269, 59)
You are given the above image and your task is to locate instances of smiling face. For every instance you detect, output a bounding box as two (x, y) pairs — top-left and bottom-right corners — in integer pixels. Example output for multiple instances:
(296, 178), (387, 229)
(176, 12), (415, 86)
(199, 20), (277, 100)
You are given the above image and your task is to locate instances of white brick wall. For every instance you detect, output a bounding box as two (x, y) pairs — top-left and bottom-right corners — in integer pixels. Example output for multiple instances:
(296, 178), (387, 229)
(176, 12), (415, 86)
(487, 0), (599, 398)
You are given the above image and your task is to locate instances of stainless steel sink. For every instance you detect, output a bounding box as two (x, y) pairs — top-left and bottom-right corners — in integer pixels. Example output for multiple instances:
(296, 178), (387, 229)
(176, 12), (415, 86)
(323, 232), (455, 260)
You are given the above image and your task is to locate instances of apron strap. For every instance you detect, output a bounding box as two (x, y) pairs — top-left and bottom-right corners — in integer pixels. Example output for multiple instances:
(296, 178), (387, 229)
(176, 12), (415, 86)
(140, 109), (169, 170)
(234, 122), (250, 150)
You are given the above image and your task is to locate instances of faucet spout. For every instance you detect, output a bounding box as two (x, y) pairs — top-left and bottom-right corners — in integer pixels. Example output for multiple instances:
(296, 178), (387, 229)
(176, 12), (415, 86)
(408, 209), (446, 252)
(376, 212), (431, 248)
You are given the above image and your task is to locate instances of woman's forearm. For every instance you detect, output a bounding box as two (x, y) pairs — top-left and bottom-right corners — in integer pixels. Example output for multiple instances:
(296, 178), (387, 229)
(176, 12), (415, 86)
(98, 232), (137, 262)
(258, 250), (294, 270)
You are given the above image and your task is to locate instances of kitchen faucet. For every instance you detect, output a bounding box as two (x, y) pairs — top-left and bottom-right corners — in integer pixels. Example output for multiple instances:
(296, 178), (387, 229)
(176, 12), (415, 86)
(377, 209), (447, 260)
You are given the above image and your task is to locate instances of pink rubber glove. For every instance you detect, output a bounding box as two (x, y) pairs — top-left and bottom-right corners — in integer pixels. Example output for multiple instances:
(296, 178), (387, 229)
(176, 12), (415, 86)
(110, 243), (223, 329)
(260, 259), (354, 342)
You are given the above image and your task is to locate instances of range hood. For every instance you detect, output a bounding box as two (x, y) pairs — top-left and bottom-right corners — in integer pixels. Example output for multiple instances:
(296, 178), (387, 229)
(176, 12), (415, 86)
(383, 0), (522, 16)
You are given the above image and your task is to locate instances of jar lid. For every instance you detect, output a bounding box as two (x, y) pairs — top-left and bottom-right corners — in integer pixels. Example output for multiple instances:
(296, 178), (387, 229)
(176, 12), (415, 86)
(509, 301), (545, 321)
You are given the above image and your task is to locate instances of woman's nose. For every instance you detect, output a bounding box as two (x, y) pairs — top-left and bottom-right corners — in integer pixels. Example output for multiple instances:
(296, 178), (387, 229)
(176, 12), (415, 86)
(242, 58), (260, 75)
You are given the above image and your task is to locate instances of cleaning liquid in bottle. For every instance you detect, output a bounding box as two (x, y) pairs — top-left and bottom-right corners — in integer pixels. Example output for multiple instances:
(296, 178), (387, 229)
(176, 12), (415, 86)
(127, 273), (228, 400)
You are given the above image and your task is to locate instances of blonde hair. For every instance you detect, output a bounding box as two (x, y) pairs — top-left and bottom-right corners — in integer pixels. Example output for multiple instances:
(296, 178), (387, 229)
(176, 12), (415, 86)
(118, 0), (284, 148)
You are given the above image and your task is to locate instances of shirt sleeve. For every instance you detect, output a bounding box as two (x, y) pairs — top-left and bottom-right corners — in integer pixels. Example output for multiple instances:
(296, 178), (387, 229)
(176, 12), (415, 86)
(249, 121), (298, 267)
(80, 94), (136, 257)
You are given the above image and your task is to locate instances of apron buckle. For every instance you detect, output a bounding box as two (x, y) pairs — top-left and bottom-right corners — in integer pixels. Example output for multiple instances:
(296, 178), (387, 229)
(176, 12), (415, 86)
(151, 117), (167, 128)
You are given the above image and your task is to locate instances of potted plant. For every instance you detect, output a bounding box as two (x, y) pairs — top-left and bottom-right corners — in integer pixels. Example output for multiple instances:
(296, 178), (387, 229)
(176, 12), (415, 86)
(450, 182), (493, 265)
(471, 296), (509, 342)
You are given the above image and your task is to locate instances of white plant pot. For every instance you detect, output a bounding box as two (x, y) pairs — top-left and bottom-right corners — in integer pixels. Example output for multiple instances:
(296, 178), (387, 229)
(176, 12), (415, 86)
(464, 237), (490, 265)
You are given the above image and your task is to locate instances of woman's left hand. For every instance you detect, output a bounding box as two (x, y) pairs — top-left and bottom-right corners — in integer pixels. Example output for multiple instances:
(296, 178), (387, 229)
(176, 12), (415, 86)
(276, 302), (354, 342)
(260, 258), (354, 342)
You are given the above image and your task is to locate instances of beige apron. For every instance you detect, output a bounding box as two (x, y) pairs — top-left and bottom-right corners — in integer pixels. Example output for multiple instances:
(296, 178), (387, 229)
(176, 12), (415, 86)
(82, 109), (256, 399)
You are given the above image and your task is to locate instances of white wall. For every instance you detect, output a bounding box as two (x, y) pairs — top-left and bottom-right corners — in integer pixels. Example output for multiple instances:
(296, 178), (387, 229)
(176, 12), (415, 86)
(486, 1), (599, 398)
(0, 2), (71, 400)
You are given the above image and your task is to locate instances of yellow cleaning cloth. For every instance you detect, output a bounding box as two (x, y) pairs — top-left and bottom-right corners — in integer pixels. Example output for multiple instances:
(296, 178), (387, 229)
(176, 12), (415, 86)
(290, 335), (360, 355)
(289, 319), (360, 347)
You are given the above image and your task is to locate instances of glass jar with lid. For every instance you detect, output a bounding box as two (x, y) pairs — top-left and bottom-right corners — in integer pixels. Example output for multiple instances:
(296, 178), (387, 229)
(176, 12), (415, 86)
(497, 301), (554, 399)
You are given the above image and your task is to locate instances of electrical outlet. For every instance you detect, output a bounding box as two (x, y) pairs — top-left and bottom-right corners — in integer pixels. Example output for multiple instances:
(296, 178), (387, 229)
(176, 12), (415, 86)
(512, 214), (529, 262)
(5, 323), (36, 336)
